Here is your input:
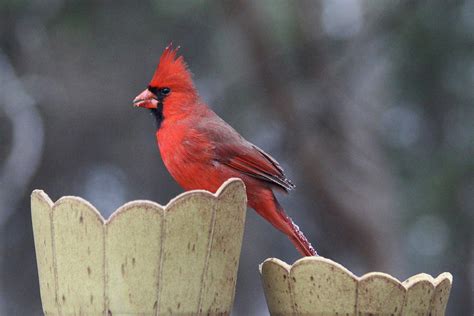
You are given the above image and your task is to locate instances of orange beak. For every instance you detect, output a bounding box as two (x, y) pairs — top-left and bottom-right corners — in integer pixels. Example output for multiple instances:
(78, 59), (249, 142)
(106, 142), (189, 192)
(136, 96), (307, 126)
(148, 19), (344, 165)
(133, 89), (159, 109)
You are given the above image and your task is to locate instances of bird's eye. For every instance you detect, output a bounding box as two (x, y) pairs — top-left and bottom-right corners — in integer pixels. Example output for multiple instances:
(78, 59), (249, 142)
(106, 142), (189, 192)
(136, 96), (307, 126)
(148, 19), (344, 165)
(161, 87), (171, 95)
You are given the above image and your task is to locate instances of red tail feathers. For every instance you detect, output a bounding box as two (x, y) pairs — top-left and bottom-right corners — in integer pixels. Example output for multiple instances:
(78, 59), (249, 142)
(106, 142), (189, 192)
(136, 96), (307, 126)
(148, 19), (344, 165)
(252, 193), (317, 257)
(287, 220), (317, 256)
(276, 203), (317, 256)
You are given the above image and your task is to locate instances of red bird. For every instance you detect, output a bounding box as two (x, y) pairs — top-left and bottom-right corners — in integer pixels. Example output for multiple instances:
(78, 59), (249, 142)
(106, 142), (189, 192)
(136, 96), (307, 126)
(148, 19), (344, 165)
(133, 45), (316, 256)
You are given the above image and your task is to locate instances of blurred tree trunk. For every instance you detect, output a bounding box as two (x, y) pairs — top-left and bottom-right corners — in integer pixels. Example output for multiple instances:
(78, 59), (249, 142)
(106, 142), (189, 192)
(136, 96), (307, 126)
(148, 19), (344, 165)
(0, 53), (44, 316)
(224, 0), (401, 271)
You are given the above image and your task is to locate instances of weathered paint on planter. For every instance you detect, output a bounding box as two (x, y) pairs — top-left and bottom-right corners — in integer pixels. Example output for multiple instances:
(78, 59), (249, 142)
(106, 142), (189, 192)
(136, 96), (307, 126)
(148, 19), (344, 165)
(260, 257), (452, 316)
(31, 178), (247, 316)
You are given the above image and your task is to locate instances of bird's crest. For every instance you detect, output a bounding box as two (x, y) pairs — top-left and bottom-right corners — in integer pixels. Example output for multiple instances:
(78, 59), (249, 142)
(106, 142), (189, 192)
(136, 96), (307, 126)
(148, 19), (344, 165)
(150, 44), (194, 91)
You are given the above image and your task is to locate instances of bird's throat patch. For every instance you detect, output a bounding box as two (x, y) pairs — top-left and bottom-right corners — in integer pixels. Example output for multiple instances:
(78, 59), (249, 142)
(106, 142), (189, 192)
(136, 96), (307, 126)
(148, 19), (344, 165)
(150, 102), (164, 130)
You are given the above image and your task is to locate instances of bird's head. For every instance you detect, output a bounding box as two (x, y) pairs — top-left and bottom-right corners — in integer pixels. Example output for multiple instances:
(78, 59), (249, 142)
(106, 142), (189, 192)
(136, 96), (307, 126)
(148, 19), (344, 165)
(133, 44), (197, 111)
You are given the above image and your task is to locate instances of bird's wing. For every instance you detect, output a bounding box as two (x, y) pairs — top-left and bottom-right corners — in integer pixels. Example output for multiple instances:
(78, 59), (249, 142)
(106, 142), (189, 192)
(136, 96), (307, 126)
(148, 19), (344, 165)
(219, 143), (295, 192)
(195, 114), (295, 192)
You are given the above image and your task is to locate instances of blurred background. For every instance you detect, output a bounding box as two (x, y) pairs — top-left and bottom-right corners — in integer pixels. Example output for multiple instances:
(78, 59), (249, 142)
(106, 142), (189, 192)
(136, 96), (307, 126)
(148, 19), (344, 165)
(0, 0), (472, 314)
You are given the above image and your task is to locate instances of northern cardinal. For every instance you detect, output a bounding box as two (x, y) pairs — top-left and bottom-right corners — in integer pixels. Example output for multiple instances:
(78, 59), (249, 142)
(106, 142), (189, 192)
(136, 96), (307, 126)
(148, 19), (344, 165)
(133, 45), (316, 256)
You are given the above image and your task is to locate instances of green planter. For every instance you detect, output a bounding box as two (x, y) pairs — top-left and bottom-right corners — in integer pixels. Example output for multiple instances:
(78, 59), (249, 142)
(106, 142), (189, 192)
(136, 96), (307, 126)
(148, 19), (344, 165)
(32, 178), (247, 316)
(260, 257), (452, 316)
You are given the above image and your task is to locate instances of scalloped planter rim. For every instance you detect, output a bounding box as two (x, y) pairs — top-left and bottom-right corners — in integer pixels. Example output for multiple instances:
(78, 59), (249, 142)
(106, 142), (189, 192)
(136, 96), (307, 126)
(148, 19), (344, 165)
(260, 257), (452, 316)
(31, 178), (247, 315)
